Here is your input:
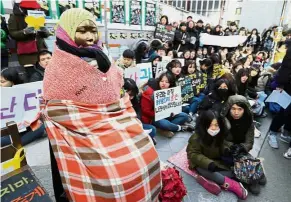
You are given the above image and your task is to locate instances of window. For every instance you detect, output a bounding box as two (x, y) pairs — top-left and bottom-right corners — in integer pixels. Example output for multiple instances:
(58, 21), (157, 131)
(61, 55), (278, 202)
(236, 7), (242, 15)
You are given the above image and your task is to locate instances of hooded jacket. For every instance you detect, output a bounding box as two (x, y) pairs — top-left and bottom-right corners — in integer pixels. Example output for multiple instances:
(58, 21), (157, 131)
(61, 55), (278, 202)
(221, 95), (254, 152)
(8, 3), (49, 65)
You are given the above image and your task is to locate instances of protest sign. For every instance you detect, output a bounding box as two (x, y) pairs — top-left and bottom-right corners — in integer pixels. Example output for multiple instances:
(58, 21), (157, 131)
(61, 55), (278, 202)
(83, 0), (102, 21)
(1, 168), (52, 202)
(155, 61), (169, 78)
(154, 24), (176, 42)
(154, 86), (182, 121)
(110, 0), (126, 24)
(212, 64), (223, 78)
(200, 33), (247, 47)
(173, 58), (185, 66)
(176, 77), (194, 103)
(145, 2), (155, 26)
(130, 0), (142, 25)
(188, 72), (207, 95)
(162, 56), (172, 63)
(124, 63), (152, 87)
(1, 82), (43, 131)
(56, 0), (78, 18)
(265, 90), (291, 109)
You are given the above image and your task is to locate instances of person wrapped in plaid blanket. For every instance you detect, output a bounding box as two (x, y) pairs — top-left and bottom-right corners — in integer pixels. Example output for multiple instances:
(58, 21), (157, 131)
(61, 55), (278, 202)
(42, 8), (161, 202)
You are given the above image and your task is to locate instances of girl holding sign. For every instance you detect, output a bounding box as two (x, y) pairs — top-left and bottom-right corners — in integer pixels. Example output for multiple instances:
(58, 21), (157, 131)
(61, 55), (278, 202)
(141, 72), (193, 138)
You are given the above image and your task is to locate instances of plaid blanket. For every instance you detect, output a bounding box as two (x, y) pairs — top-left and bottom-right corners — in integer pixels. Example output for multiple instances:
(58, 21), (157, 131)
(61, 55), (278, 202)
(42, 95), (161, 201)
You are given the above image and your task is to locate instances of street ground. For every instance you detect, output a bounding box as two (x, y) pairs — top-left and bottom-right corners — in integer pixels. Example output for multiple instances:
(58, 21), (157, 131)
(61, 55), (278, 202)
(23, 115), (291, 202)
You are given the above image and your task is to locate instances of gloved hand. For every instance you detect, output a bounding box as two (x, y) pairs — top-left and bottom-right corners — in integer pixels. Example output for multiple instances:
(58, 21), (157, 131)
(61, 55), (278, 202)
(23, 27), (35, 35)
(230, 144), (246, 156)
(37, 27), (50, 37)
(208, 162), (217, 172)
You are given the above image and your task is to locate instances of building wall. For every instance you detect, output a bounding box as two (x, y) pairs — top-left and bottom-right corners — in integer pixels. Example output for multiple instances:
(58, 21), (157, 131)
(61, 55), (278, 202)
(223, 0), (291, 33)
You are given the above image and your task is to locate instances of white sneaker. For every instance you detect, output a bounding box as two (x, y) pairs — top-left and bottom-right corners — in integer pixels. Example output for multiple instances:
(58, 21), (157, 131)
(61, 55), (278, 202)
(280, 133), (291, 144)
(268, 132), (279, 149)
(255, 127), (261, 138)
(283, 148), (291, 159)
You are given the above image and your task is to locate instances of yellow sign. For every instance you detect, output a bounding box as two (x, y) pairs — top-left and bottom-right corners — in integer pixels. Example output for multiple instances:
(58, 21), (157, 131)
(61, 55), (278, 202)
(25, 16), (45, 30)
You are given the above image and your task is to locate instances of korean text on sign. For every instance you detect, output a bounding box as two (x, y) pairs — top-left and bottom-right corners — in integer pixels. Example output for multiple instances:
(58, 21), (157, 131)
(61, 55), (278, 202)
(154, 86), (182, 121)
(1, 82), (43, 131)
(124, 63), (153, 87)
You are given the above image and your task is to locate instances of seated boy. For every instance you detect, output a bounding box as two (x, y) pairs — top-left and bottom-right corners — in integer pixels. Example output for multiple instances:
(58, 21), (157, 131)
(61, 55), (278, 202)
(115, 49), (136, 69)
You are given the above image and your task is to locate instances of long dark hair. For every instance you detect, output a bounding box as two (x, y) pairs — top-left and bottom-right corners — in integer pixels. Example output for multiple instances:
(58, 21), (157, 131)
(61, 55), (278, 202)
(166, 59), (182, 78)
(135, 42), (148, 64)
(235, 68), (249, 95)
(1, 67), (23, 85)
(182, 60), (196, 75)
(159, 15), (169, 25)
(196, 110), (226, 146)
(228, 101), (253, 126)
(156, 72), (176, 90)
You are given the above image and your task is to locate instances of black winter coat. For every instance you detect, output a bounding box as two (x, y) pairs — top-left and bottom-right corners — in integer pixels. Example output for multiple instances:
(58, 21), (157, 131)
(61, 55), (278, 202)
(173, 29), (191, 52)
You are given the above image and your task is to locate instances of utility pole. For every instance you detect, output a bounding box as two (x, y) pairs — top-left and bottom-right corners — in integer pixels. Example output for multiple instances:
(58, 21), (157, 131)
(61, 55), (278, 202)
(271, 0), (288, 63)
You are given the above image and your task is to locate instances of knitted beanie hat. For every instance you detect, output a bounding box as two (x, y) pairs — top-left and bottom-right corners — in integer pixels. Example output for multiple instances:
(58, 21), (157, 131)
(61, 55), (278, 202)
(58, 8), (97, 40)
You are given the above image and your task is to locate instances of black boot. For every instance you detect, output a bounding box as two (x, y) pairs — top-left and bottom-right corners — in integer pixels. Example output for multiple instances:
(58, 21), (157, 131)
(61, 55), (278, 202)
(248, 182), (261, 195)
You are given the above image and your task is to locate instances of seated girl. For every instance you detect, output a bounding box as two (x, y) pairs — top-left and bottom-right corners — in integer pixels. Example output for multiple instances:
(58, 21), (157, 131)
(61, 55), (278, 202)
(220, 95), (267, 194)
(235, 68), (267, 117)
(141, 72), (193, 138)
(198, 79), (232, 114)
(187, 110), (248, 200)
(123, 78), (157, 145)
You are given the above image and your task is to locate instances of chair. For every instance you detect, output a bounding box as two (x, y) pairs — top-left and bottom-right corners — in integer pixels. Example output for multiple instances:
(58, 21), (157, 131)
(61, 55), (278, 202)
(1, 121), (27, 168)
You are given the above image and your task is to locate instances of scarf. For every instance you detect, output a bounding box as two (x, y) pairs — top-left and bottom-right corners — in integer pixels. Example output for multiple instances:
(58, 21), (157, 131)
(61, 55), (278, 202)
(56, 37), (110, 73)
(42, 94), (161, 202)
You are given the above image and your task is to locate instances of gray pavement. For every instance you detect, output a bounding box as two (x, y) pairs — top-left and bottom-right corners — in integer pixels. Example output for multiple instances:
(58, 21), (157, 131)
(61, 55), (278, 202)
(21, 115), (290, 202)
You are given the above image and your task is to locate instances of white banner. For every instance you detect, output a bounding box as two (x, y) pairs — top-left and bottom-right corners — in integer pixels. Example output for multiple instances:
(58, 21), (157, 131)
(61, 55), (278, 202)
(124, 63), (153, 87)
(154, 86), (182, 121)
(200, 33), (247, 47)
(1, 82), (43, 131)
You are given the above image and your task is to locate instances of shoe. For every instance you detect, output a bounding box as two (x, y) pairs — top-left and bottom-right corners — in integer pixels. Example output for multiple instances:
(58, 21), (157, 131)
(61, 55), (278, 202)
(181, 124), (195, 132)
(196, 175), (222, 196)
(222, 177), (248, 200)
(280, 132), (291, 144)
(248, 182), (261, 195)
(283, 148), (291, 159)
(157, 129), (175, 138)
(259, 111), (268, 118)
(268, 132), (279, 149)
(259, 176), (267, 185)
(254, 127), (261, 138)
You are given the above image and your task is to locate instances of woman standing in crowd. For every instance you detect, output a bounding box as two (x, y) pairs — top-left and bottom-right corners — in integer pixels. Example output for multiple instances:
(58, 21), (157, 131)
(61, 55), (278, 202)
(8, 0), (50, 66)
(187, 20), (198, 50)
(246, 29), (261, 53)
(42, 8), (161, 201)
(141, 72), (193, 138)
(221, 95), (267, 194)
(187, 110), (248, 200)
(174, 22), (191, 52)
(213, 25), (222, 36)
(261, 30), (273, 52)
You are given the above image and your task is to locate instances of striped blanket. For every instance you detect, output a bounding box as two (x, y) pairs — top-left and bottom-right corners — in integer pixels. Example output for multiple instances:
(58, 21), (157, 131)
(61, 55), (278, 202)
(42, 95), (161, 201)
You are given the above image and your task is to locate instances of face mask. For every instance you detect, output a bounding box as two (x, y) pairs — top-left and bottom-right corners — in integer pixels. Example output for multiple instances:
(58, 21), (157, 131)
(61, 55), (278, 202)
(207, 128), (220, 137)
(217, 88), (228, 99)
